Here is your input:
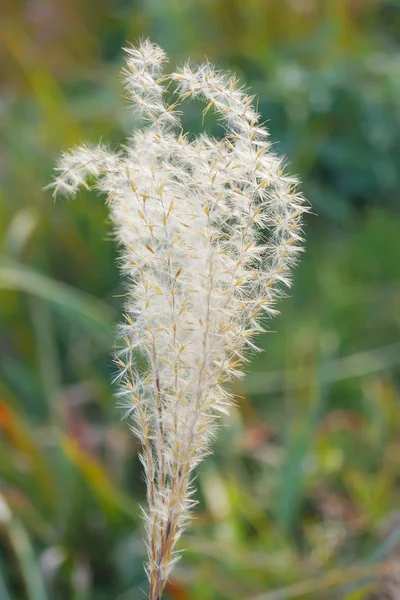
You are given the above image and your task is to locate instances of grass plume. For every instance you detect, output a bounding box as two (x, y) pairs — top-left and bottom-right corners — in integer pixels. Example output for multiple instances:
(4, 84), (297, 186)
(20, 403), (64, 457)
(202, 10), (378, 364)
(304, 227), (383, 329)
(51, 39), (308, 600)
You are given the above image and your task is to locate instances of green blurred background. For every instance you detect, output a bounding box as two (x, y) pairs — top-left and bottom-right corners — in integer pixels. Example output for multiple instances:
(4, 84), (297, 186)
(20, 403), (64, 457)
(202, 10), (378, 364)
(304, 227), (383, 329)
(1, 1), (400, 599)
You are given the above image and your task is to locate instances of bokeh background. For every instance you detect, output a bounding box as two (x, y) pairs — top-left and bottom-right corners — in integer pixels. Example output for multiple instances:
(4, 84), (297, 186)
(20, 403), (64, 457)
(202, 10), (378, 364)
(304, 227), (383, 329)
(1, 1), (400, 599)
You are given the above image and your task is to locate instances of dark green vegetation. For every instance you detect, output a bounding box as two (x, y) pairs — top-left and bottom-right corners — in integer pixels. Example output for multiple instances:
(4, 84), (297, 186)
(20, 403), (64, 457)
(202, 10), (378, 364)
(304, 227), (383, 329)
(1, 1), (399, 598)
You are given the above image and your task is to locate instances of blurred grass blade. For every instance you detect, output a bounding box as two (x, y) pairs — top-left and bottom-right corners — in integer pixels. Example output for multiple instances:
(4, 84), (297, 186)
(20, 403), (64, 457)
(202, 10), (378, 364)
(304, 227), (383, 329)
(0, 495), (48, 600)
(71, 557), (91, 600)
(29, 298), (62, 424)
(245, 342), (400, 395)
(343, 525), (400, 596)
(248, 561), (395, 600)
(0, 565), (12, 600)
(0, 401), (58, 514)
(0, 22), (81, 145)
(0, 258), (113, 343)
(343, 584), (377, 600)
(277, 371), (328, 530)
(62, 436), (137, 521)
(2, 208), (40, 257)
(369, 526), (400, 562)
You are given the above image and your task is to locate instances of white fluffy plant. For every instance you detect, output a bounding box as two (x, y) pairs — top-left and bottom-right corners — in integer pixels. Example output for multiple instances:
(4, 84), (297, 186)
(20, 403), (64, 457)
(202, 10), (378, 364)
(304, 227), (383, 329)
(52, 40), (308, 600)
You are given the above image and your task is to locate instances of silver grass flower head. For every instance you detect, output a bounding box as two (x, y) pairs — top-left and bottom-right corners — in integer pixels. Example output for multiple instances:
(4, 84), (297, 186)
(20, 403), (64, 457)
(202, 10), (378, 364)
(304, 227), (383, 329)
(52, 39), (308, 599)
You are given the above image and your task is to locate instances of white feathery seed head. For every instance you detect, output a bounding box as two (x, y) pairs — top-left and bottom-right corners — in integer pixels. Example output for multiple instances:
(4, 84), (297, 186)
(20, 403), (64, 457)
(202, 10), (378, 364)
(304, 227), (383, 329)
(52, 39), (309, 600)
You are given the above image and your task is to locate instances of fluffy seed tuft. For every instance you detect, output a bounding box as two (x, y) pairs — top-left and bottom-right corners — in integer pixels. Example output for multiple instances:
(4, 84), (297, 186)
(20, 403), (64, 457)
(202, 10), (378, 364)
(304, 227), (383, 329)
(52, 39), (309, 600)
